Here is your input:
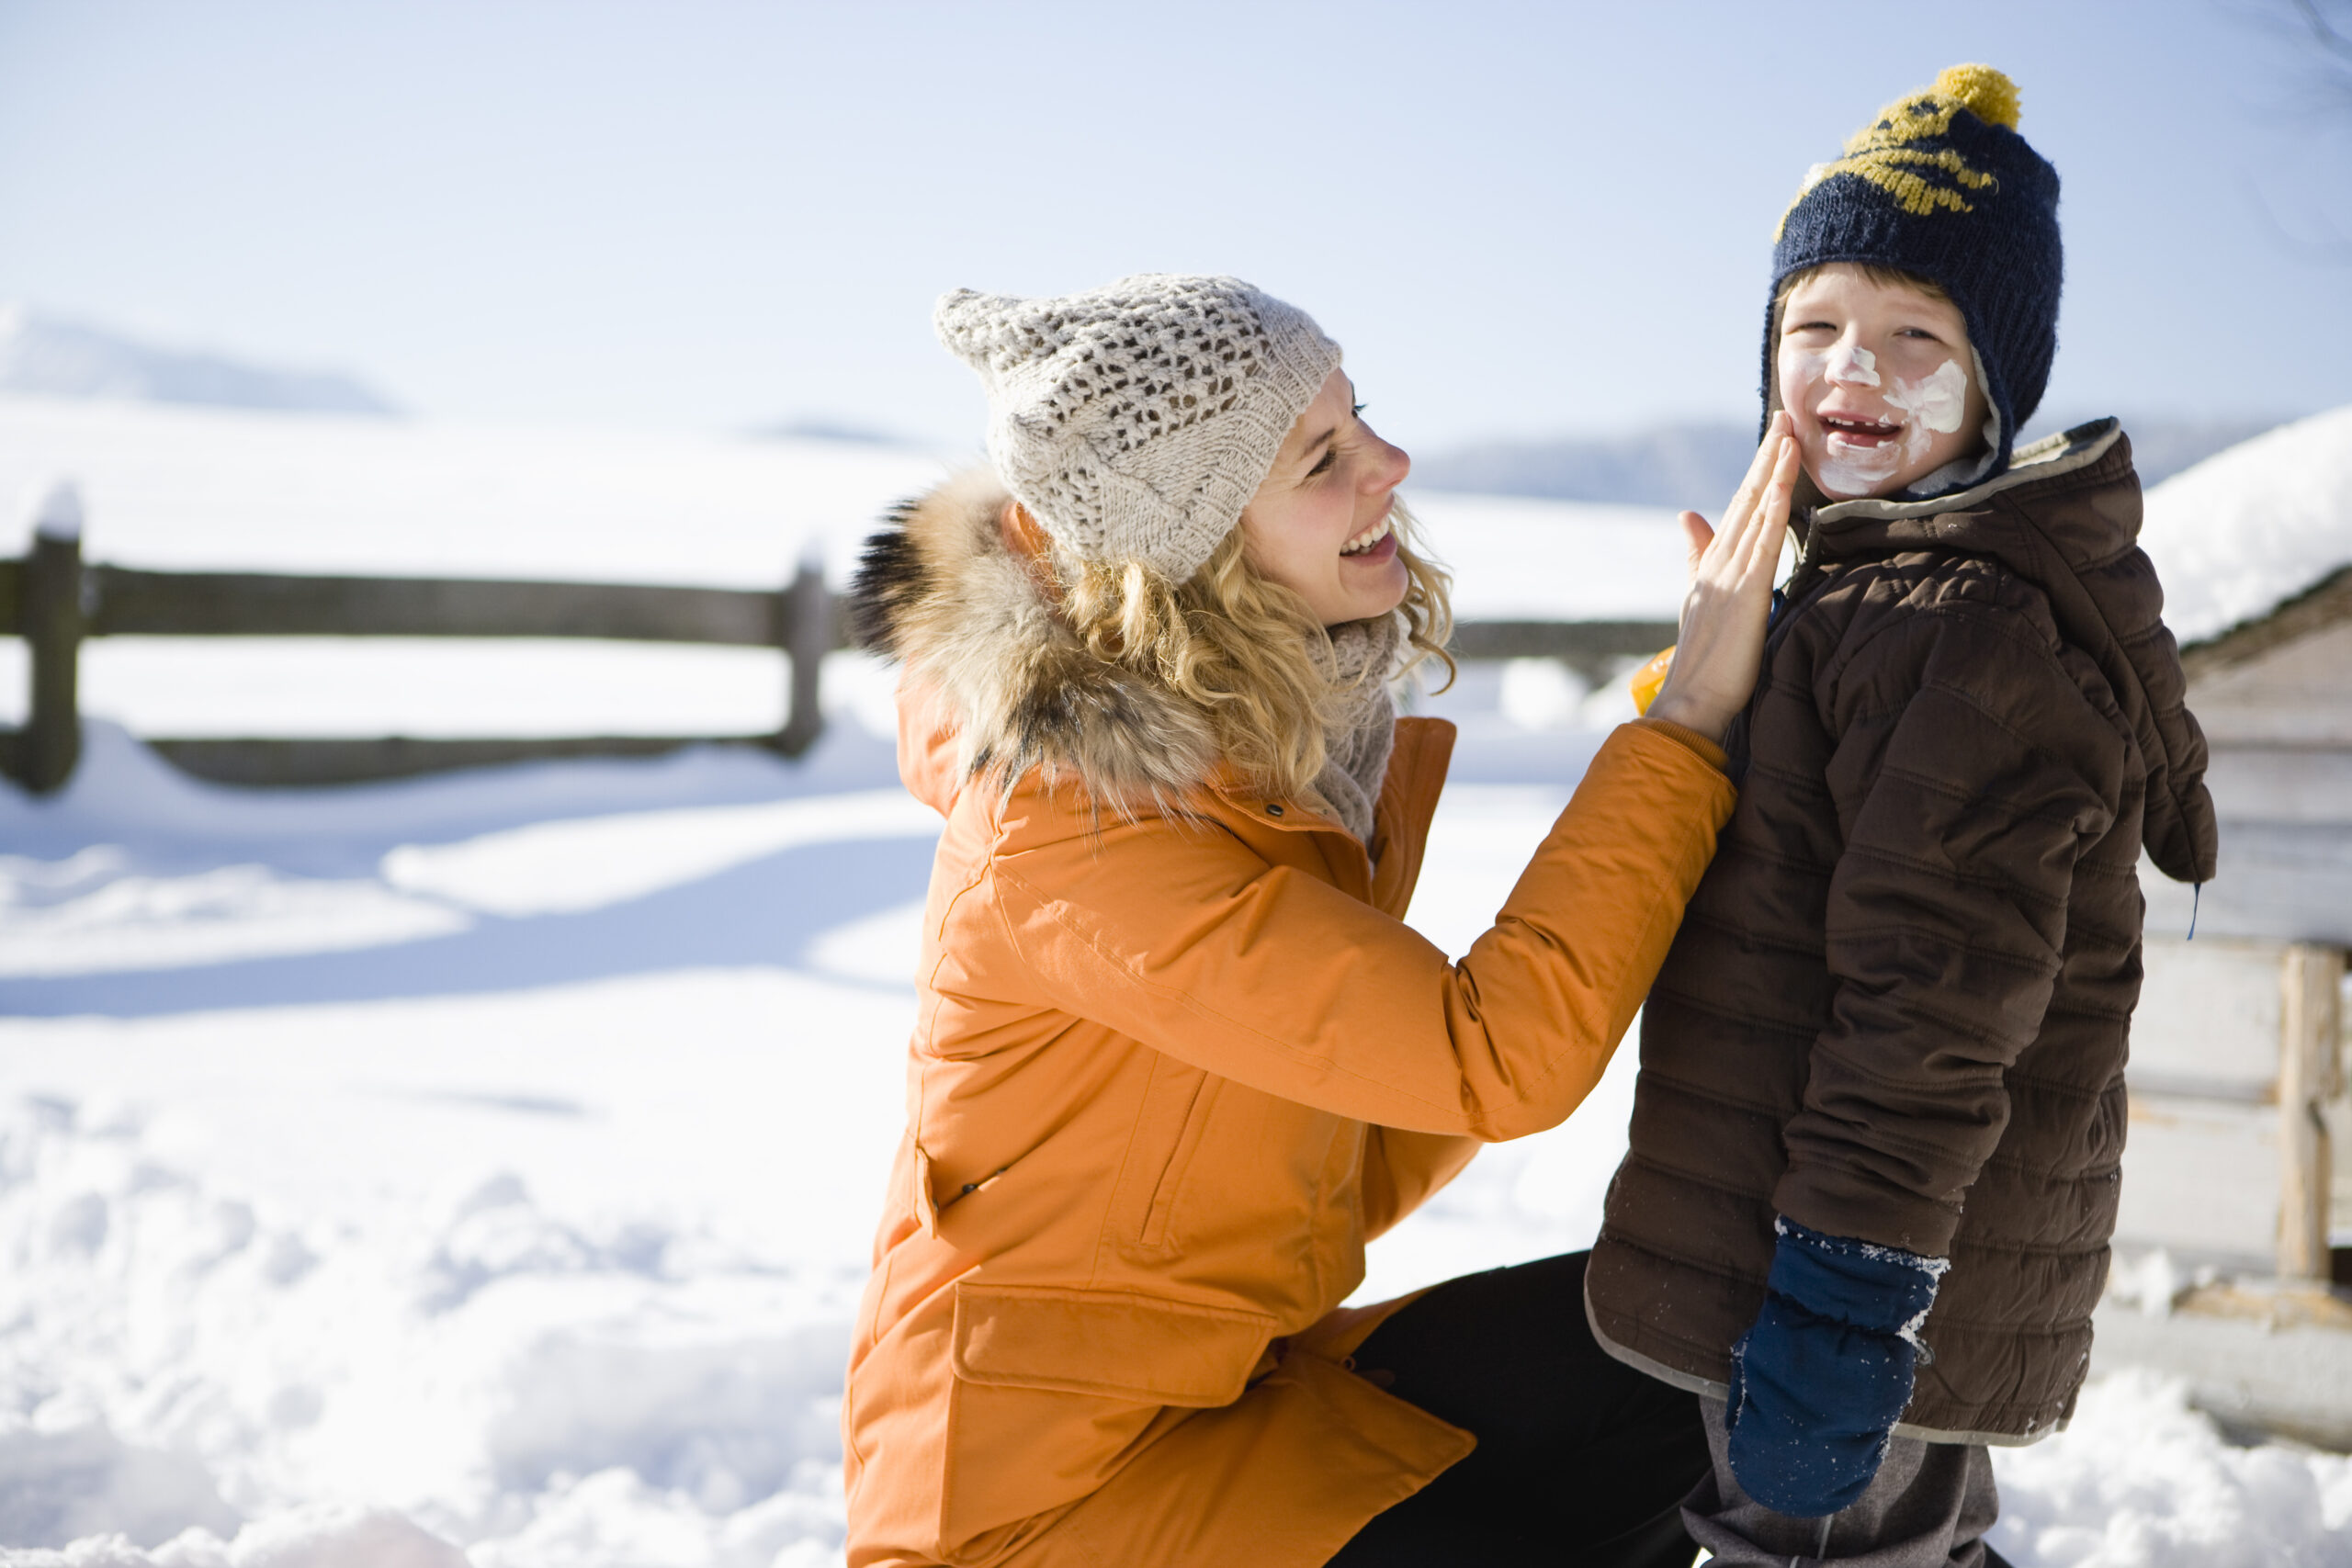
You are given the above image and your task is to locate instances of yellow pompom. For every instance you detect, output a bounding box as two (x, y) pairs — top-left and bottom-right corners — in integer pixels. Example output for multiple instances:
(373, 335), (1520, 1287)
(1934, 63), (2020, 130)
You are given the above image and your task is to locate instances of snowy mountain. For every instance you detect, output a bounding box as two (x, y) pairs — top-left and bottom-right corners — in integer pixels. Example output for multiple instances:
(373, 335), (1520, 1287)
(0, 304), (398, 416)
(756, 417), (915, 446)
(1413, 423), (1762, 509)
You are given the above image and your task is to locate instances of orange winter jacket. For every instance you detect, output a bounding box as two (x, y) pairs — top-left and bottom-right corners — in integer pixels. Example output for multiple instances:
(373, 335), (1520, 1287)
(840, 472), (1738, 1568)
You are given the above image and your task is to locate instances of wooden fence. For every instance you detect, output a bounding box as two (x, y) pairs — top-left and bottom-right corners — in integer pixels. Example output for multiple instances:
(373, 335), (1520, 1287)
(0, 522), (1676, 793)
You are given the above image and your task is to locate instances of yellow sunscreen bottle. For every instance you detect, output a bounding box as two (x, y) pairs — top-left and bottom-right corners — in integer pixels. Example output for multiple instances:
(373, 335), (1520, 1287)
(1630, 646), (1674, 716)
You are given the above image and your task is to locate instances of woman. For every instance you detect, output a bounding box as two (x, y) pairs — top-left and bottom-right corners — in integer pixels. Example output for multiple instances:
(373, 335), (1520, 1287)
(842, 275), (1796, 1568)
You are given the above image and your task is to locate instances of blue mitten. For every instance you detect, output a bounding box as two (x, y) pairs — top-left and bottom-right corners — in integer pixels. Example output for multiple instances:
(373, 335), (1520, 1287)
(1724, 1216), (1948, 1518)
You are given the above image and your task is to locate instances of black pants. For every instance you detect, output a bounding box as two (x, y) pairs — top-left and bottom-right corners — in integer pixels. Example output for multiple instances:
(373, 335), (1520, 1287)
(1326, 1252), (1708, 1568)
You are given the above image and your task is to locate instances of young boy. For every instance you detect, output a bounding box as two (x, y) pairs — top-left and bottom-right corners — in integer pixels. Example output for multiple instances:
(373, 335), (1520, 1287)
(1587, 66), (2219, 1566)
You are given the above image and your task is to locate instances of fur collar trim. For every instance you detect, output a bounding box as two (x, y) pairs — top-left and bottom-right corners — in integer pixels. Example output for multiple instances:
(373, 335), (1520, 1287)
(846, 469), (1223, 809)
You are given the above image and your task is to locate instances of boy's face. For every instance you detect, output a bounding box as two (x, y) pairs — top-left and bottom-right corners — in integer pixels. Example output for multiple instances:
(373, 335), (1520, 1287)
(1776, 265), (1991, 501)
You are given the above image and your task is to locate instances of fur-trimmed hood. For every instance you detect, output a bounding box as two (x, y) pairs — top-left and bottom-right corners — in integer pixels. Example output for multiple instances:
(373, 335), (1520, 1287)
(846, 469), (1224, 809)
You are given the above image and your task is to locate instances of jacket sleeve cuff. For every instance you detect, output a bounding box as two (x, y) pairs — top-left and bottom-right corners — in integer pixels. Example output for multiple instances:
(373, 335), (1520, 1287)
(1774, 1165), (1963, 1260)
(1630, 716), (1729, 773)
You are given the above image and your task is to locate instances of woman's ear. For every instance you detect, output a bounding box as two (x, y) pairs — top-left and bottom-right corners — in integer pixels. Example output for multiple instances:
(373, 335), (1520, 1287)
(998, 498), (1063, 604)
(1000, 499), (1050, 560)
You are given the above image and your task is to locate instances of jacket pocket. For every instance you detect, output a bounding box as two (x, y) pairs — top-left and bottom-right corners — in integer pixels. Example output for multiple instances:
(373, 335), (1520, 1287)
(950, 1282), (1275, 1407)
(1108, 1054), (1223, 1254)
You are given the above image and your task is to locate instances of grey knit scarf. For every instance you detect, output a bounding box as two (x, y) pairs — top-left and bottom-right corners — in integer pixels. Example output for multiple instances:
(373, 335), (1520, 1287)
(1311, 614), (1403, 847)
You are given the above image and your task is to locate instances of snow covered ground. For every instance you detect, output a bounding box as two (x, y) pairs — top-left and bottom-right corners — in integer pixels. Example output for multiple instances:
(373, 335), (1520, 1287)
(6, 728), (2347, 1568)
(3, 395), (2350, 1564)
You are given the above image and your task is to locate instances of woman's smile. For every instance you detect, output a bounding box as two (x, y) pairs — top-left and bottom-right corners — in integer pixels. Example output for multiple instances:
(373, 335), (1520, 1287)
(1340, 513), (1397, 558)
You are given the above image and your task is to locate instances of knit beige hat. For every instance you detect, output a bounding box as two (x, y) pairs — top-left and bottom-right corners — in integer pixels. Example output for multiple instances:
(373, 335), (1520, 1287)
(933, 274), (1342, 581)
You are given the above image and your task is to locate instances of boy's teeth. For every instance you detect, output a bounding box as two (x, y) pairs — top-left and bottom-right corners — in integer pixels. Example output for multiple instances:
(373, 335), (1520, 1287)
(1341, 516), (1393, 556)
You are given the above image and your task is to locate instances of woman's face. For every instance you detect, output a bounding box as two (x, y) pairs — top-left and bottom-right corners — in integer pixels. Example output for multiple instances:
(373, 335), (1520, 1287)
(1240, 367), (1413, 626)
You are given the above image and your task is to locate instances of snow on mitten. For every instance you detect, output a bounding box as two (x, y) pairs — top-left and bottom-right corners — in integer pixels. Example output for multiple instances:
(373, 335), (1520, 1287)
(1724, 1216), (1948, 1517)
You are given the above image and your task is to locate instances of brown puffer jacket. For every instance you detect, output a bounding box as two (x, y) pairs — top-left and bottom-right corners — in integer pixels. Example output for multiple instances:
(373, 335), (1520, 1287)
(1587, 420), (2219, 1445)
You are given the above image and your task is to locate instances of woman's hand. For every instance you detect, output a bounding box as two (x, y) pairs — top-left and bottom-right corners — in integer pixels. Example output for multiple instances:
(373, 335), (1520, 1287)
(1645, 412), (1800, 743)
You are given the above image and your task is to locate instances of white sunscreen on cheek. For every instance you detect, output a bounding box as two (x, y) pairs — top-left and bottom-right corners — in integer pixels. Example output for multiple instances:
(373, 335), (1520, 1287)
(1781, 346), (1826, 403)
(1885, 357), (1970, 468)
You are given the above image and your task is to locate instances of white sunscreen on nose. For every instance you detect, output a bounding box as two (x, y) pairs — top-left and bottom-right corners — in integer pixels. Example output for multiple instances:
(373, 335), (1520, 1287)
(1826, 344), (1880, 387)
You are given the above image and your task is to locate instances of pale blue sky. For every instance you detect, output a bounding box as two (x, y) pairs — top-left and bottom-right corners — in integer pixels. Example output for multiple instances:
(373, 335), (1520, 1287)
(2, 0), (2346, 450)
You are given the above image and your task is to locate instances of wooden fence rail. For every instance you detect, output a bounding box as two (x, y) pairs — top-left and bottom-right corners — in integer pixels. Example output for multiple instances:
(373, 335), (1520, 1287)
(2, 512), (1671, 793)
(85, 568), (797, 644)
(1448, 618), (1681, 679)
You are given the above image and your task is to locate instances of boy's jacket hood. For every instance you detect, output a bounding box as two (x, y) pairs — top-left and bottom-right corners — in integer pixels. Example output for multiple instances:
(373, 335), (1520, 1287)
(845, 468), (1224, 809)
(1792, 417), (2218, 884)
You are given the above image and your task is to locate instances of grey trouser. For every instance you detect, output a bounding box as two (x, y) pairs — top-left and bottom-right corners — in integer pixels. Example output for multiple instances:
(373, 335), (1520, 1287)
(1681, 1397), (1999, 1567)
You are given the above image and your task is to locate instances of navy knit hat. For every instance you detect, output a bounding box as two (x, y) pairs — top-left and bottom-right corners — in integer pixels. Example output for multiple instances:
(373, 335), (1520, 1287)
(1765, 65), (2062, 477)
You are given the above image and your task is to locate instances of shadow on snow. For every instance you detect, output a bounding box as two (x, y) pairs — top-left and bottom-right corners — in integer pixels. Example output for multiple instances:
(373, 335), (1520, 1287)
(0, 833), (939, 1019)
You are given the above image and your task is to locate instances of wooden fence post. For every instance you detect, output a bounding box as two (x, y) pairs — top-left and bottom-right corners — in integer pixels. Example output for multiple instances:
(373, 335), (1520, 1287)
(776, 557), (830, 758)
(2279, 942), (2346, 1280)
(19, 484), (86, 794)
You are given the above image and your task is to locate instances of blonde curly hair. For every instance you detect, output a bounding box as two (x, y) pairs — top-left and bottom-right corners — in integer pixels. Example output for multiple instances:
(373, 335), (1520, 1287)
(1054, 500), (1455, 806)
